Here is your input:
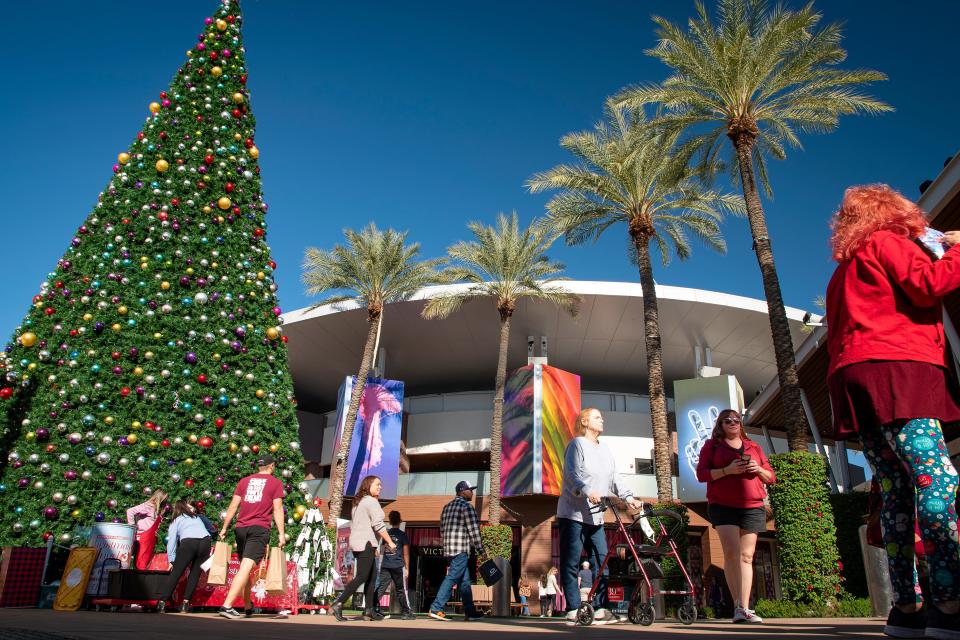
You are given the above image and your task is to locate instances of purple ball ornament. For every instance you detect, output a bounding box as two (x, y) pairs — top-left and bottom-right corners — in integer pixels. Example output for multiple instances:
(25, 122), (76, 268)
(106, 473), (117, 483)
(234, 326), (246, 338)
(185, 352), (198, 365)
(17, 478), (30, 489)
(43, 506), (59, 520)
(35, 428), (50, 442)
(64, 470), (78, 481)
(94, 512), (105, 522)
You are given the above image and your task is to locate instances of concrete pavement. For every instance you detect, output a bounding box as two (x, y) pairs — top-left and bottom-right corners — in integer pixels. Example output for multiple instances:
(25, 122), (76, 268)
(0, 609), (887, 639)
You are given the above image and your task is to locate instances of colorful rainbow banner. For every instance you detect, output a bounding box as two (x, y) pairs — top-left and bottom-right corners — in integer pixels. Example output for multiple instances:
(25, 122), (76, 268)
(501, 364), (580, 496)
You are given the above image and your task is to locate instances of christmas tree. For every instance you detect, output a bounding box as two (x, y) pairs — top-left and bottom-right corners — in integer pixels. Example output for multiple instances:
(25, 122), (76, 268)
(0, 0), (305, 546)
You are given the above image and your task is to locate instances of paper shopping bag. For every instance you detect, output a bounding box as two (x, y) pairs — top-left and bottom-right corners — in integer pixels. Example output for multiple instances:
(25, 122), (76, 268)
(264, 546), (287, 595)
(207, 541), (231, 585)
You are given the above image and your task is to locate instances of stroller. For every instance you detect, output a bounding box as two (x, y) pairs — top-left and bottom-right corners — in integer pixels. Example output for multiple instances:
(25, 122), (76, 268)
(576, 498), (697, 626)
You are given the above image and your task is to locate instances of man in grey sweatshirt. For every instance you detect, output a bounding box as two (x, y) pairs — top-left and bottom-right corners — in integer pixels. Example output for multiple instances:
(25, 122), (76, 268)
(557, 408), (642, 625)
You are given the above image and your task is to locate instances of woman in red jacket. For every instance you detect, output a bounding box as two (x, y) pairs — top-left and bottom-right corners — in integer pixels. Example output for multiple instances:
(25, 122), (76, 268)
(696, 409), (775, 624)
(827, 184), (960, 640)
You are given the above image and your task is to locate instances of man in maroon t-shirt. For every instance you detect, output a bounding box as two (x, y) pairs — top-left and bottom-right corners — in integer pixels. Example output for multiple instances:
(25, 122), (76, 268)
(217, 454), (285, 619)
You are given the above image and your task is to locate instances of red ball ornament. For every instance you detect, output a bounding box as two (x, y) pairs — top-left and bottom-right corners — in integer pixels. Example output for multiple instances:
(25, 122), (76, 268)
(158, 212), (168, 222)
(197, 374), (207, 384)
(160, 91), (168, 99)
(251, 445), (260, 454)
(120, 387), (131, 397)
(204, 154), (214, 165)
(111, 351), (121, 360)
(199, 436), (214, 448)
(214, 417), (225, 429)
(43, 532), (53, 542)
(144, 421), (156, 431)
(55, 281), (64, 289)
(232, 108), (242, 118)
(253, 228), (264, 237)
(0, 388), (12, 400)
(46, 444), (57, 453)
(171, 198), (180, 207)
(281, 335), (288, 343)
(161, 439), (171, 448)
(244, 138), (254, 148)
(225, 182), (235, 193)
(240, 74), (247, 85)
(184, 478), (195, 488)
(45, 307), (56, 316)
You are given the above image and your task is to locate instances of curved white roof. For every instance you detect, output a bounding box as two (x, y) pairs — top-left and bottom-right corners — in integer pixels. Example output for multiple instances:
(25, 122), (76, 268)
(281, 281), (815, 411)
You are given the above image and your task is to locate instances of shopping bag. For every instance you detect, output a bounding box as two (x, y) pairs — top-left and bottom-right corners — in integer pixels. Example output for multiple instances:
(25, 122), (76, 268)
(478, 558), (503, 586)
(264, 546), (287, 595)
(207, 541), (231, 585)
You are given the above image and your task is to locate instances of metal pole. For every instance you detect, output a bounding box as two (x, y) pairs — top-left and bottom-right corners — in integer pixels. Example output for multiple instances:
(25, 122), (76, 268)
(799, 388), (839, 493)
(761, 425), (776, 455)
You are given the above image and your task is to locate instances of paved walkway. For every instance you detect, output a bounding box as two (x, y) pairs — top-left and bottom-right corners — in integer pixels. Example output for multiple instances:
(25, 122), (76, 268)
(0, 609), (887, 639)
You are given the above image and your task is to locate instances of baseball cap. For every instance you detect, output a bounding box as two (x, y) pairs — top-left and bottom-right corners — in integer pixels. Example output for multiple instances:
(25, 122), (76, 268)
(455, 480), (477, 494)
(256, 453), (276, 467)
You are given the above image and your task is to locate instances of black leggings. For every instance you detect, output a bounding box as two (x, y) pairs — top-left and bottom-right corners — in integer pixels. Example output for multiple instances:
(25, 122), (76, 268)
(375, 566), (411, 613)
(337, 545), (377, 610)
(161, 536), (211, 602)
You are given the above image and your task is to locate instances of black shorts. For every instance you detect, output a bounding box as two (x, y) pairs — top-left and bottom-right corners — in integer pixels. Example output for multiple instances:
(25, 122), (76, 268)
(708, 504), (767, 533)
(235, 525), (270, 562)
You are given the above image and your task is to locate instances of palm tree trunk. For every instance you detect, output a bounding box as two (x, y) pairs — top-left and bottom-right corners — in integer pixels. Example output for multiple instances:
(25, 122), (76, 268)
(733, 140), (808, 451)
(328, 310), (382, 522)
(634, 237), (674, 503)
(489, 312), (511, 526)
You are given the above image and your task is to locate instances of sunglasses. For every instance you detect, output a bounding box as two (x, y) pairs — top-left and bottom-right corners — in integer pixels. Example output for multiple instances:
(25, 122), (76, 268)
(721, 417), (741, 425)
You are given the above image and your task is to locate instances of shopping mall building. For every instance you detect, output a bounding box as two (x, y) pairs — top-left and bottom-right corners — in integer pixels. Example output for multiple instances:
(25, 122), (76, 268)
(283, 152), (960, 614)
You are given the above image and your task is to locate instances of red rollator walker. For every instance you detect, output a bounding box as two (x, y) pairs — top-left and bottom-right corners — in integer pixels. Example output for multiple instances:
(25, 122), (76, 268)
(576, 497), (697, 627)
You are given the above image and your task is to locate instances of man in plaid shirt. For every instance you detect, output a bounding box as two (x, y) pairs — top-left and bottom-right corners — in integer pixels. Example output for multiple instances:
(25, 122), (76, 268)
(428, 481), (486, 621)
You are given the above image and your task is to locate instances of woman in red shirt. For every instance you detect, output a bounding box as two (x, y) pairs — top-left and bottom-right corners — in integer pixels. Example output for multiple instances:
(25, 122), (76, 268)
(826, 184), (960, 639)
(696, 409), (775, 624)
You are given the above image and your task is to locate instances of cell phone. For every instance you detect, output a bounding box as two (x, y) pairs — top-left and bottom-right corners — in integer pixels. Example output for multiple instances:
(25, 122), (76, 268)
(740, 454), (751, 463)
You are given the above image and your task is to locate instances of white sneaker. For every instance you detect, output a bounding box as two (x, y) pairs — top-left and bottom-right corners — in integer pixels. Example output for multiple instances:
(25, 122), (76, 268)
(594, 609), (622, 625)
(565, 610), (579, 626)
(733, 607), (763, 624)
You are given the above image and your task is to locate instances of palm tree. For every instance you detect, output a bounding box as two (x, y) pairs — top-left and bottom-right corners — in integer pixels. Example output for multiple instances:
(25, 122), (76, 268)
(614, 0), (890, 451)
(303, 223), (445, 521)
(422, 212), (579, 525)
(527, 102), (743, 502)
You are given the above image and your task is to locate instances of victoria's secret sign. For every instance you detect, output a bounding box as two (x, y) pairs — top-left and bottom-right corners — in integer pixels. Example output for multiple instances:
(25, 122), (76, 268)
(417, 546), (445, 556)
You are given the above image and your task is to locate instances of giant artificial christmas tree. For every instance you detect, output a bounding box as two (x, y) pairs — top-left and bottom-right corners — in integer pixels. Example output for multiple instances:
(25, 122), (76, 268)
(0, 0), (305, 546)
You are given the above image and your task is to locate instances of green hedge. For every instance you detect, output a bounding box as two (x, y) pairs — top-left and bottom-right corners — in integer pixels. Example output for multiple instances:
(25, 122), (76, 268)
(829, 492), (870, 598)
(753, 596), (872, 618)
(651, 501), (690, 610)
(481, 524), (513, 560)
(767, 451), (844, 604)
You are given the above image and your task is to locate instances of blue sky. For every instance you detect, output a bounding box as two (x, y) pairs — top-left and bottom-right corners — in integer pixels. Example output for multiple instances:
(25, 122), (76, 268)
(0, 0), (957, 339)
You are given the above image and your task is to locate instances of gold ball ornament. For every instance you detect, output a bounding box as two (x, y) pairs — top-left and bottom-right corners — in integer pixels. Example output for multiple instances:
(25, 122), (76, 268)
(160, 281), (170, 291)
(131, 421), (142, 430)
(232, 92), (245, 104)
(83, 313), (93, 322)
(111, 323), (122, 333)
(203, 206), (213, 214)
(118, 306), (128, 315)
(255, 389), (265, 399)
(216, 18), (228, 30)
(217, 197), (231, 210)
(295, 504), (306, 515)
(188, 434), (198, 444)
(269, 443), (279, 453)
(149, 102), (161, 114)
(248, 146), (259, 159)
(211, 66), (223, 77)
(117, 152), (130, 164)
(155, 159), (169, 173)
(266, 327), (279, 340)
(20, 332), (37, 347)
(292, 511), (303, 522)
(104, 416), (115, 426)
(133, 367), (144, 376)
(148, 440), (159, 449)
(126, 433), (138, 445)
(229, 443), (239, 453)
(25, 431), (36, 442)
(184, 458), (194, 465)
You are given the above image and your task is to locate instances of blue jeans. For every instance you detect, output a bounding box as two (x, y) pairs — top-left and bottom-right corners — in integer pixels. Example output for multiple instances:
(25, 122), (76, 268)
(430, 552), (476, 615)
(519, 594), (529, 615)
(558, 517), (608, 611)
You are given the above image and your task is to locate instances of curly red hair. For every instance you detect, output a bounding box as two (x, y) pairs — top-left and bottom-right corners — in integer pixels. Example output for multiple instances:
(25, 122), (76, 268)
(829, 184), (928, 262)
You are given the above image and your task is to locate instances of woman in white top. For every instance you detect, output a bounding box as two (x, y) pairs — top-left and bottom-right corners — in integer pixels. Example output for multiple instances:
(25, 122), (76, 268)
(330, 475), (396, 622)
(539, 566), (560, 616)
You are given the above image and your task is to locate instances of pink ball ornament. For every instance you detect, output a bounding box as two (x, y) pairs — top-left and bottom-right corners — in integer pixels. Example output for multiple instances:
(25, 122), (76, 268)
(43, 506), (59, 520)
(64, 470), (78, 481)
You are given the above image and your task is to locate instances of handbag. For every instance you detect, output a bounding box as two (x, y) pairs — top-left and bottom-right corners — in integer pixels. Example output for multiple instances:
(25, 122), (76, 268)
(519, 585), (531, 598)
(264, 546), (288, 595)
(207, 541), (231, 585)
(478, 558), (503, 586)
